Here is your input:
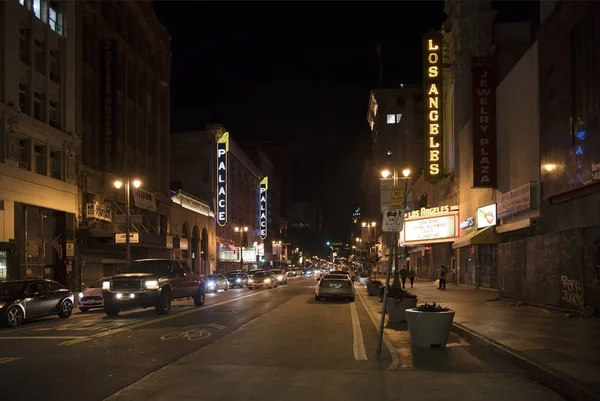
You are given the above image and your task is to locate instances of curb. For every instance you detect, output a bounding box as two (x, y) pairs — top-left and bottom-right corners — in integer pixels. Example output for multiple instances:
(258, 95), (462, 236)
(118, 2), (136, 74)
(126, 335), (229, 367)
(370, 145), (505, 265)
(451, 322), (600, 401)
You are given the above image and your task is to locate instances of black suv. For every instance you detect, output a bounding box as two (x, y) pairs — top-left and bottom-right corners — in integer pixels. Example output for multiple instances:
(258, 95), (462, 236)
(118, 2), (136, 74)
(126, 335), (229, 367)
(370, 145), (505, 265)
(102, 259), (206, 316)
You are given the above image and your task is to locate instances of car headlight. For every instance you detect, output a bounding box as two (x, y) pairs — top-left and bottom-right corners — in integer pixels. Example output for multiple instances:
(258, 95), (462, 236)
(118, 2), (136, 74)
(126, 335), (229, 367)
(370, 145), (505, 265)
(277, 275), (283, 280)
(248, 279), (253, 283)
(102, 281), (110, 290)
(236, 278), (241, 283)
(78, 292), (84, 298)
(264, 278), (271, 283)
(145, 280), (159, 289)
(0, 302), (5, 309)
(208, 282), (215, 287)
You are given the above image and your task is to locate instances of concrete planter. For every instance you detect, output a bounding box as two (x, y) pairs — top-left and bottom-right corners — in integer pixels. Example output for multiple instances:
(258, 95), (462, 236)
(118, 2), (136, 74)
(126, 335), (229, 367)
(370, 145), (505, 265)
(359, 277), (368, 286)
(386, 297), (418, 323)
(367, 282), (381, 296)
(405, 308), (455, 348)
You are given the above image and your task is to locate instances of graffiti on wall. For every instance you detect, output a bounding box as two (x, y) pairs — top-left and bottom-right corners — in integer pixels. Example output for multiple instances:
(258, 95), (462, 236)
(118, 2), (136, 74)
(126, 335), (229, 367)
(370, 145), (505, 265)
(560, 275), (584, 309)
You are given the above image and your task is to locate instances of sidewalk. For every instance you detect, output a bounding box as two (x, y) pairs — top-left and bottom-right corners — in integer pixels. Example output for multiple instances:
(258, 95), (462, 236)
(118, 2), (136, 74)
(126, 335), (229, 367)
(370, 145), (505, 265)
(359, 279), (600, 401)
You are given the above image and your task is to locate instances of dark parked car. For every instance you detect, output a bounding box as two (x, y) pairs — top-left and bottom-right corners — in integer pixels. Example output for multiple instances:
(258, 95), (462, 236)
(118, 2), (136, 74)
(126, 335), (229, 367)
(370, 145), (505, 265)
(0, 279), (74, 328)
(226, 271), (248, 288)
(102, 259), (206, 316)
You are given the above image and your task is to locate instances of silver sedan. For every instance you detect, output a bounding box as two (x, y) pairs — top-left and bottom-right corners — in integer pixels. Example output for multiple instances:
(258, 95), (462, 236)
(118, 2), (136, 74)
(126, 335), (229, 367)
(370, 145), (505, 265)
(315, 275), (355, 302)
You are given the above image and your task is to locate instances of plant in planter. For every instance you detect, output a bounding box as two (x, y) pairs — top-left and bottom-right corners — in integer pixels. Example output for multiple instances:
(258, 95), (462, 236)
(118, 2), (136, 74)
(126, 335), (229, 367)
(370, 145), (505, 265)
(385, 288), (418, 323)
(366, 280), (382, 296)
(405, 302), (455, 348)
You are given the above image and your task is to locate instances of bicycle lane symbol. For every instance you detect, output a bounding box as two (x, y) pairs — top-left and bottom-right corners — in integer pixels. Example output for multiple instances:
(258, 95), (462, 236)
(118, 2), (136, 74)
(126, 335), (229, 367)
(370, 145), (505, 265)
(160, 323), (225, 341)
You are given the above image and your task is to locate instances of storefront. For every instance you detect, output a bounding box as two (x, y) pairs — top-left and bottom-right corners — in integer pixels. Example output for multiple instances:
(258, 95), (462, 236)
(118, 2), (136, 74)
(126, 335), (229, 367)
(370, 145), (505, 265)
(452, 203), (501, 288)
(495, 182), (540, 240)
(400, 205), (459, 281)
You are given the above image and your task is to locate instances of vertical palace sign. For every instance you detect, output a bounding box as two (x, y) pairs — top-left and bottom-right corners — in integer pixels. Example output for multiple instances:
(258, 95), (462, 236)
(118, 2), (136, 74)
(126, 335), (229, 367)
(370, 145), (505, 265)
(259, 177), (268, 239)
(472, 58), (497, 188)
(216, 132), (229, 226)
(424, 31), (443, 183)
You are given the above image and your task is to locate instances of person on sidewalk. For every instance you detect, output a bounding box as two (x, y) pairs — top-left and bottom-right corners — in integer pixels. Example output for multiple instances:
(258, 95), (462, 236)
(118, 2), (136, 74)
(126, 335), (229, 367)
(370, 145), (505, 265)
(438, 265), (448, 290)
(408, 267), (415, 288)
(400, 266), (408, 289)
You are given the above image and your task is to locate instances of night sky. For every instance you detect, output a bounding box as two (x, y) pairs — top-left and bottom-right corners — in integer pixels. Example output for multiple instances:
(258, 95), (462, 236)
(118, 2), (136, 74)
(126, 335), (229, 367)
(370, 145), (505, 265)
(152, 1), (538, 245)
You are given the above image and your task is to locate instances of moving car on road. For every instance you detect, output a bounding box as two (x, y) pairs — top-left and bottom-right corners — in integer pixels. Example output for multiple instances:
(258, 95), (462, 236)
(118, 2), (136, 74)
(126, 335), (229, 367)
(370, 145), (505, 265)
(270, 269), (288, 285)
(226, 271), (248, 288)
(102, 259), (206, 317)
(206, 274), (229, 292)
(315, 275), (355, 302)
(247, 271), (277, 289)
(0, 279), (74, 328)
(78, 277), (110, 312)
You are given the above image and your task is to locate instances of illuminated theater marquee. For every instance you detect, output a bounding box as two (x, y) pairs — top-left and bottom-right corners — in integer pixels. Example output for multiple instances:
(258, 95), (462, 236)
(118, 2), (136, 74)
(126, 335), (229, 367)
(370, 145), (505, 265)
(216, 132), (229, 226)
(423, 32), (443, 182)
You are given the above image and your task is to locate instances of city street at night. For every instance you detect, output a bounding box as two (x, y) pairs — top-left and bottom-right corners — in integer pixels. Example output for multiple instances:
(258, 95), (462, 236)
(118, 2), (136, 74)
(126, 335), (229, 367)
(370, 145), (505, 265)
(1, 277), (563, 401)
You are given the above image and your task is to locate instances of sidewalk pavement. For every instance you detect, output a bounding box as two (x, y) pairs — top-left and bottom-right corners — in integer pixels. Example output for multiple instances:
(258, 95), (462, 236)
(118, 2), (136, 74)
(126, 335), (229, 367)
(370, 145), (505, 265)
(358, 279), (600, 401)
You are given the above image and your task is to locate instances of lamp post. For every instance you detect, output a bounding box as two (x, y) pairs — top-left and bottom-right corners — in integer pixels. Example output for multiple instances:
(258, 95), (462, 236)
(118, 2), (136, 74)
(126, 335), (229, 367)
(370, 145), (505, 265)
(377, 166), (411, 354)
(361, 221), (377, 278)
(235, 226), (249, 271)
(114, 178), (142, 264)
(272, 240), (282, 266)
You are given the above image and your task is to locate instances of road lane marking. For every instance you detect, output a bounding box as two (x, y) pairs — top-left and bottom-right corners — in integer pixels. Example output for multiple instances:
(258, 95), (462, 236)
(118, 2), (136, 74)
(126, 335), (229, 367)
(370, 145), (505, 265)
(350, 302), (368, 361)
(355, 284), (400, 370)
(0, 357), (23, 364)
(59, 288), (274, 346)
(0, 336), (87, 340)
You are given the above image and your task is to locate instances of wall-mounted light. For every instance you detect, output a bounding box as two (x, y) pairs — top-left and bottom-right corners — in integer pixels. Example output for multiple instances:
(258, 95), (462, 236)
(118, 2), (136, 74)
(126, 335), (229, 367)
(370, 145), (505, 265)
(402, 168), (411, 178)
(381, 169), (391, 178)
(542, 163), (557, 172)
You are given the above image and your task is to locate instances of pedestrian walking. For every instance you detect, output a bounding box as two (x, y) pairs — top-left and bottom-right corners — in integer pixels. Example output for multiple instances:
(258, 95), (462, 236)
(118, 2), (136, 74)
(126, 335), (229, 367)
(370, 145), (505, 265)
(400, 266), (408, 289)
(408, 266), (415, 288)
(438, 265), (448, 290)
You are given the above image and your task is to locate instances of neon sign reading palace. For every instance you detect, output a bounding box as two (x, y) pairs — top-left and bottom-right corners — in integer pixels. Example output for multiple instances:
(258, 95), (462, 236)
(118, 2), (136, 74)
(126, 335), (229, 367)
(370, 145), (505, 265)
(216, 132), (229, 226)
(424, 32), (443, 182)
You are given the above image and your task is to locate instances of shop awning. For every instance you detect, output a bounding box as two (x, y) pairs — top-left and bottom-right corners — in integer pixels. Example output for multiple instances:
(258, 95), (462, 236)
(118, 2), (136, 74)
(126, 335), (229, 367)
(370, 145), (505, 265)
(452, 226), (500, 249)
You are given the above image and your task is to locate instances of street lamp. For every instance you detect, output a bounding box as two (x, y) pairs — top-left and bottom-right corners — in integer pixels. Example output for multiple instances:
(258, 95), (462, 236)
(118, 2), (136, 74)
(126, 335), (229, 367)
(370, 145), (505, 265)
(235, 226), (249, 271)
(381, 169), (391, 178)
(113, 178), (142, 264)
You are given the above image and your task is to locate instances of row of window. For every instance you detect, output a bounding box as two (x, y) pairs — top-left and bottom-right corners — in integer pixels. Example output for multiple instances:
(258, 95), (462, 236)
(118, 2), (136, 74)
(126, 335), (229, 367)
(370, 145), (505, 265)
(386, 114), (403, 124)
(18, 83), (61, 129)
(18, 0), (64, 35)
(7, 135), (62, 179)
(19, 25), (61, 83)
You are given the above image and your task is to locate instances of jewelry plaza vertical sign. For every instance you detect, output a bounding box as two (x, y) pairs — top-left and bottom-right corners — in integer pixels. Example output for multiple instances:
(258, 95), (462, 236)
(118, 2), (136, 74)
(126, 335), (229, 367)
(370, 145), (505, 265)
(259, 177), (268, 239)
(216, 132), (229, 226)
(472, 58), (497, 188)
(423, 31), (443, 183)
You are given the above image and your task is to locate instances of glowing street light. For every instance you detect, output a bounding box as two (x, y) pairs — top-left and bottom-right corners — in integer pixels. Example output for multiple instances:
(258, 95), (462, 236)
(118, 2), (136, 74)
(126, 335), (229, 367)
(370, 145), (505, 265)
(113, 177), (142, 263)
(381, 169), (391, 178)
(402, 168), (411, 178)
(234, 226), (249, 270)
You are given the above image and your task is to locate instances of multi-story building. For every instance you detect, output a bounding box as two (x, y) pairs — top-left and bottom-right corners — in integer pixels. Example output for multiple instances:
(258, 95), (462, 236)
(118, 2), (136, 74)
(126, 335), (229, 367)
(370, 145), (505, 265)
(0, 0), (78, 285)
(74, 0), (172, 286)
(494, 0), (600, 311)
(363, 86), (425, 270)
(398, 0), (534, 285)
(171, 124), (267, 273)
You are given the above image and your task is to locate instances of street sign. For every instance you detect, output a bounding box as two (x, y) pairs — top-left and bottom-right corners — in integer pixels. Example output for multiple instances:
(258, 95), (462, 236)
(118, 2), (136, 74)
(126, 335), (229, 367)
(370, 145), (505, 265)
(389, 182), (406, 208)
(379, 178), (393, 213)
(382, 208), (404, 232)
(115, 233), (140, 244)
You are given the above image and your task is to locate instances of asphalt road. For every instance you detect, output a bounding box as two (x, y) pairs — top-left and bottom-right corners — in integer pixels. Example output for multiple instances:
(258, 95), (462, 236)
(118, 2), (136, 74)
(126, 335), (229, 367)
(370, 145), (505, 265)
(0, 276), (565, 401)
(0, 276), (389, 401)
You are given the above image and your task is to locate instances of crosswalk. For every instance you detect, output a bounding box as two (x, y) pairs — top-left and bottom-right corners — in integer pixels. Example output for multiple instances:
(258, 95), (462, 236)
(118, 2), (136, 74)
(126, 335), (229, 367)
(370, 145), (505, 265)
(0, 357), (23, 364)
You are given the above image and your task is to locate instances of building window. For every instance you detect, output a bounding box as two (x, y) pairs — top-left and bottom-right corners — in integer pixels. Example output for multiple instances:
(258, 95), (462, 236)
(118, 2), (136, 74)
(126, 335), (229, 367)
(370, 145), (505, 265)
(49, 50), (59, 82)
(33, 92), (44, 121)
(19, 0), (26, 5)
(50, 150), (61, 179)
(571, 13), (597, 120)
(18, 139), (29, 166)
(48, 3), (57, 31)
(386, 114), (396, 124)
(33, 0), (41, 19)
(19, 26), (29, 64)
(34, 39), (45, 73)
(34, 145), (43, 174)
(8, 136), (20, 161)
(19, 83), (29, 114)
(49, 101), (60, 129)
(396, 114), (402, 123)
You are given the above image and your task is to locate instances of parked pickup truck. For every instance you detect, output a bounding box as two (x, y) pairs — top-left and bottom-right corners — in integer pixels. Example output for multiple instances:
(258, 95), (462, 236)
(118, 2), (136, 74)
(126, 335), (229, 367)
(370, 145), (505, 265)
(102, 259), (206, 316)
